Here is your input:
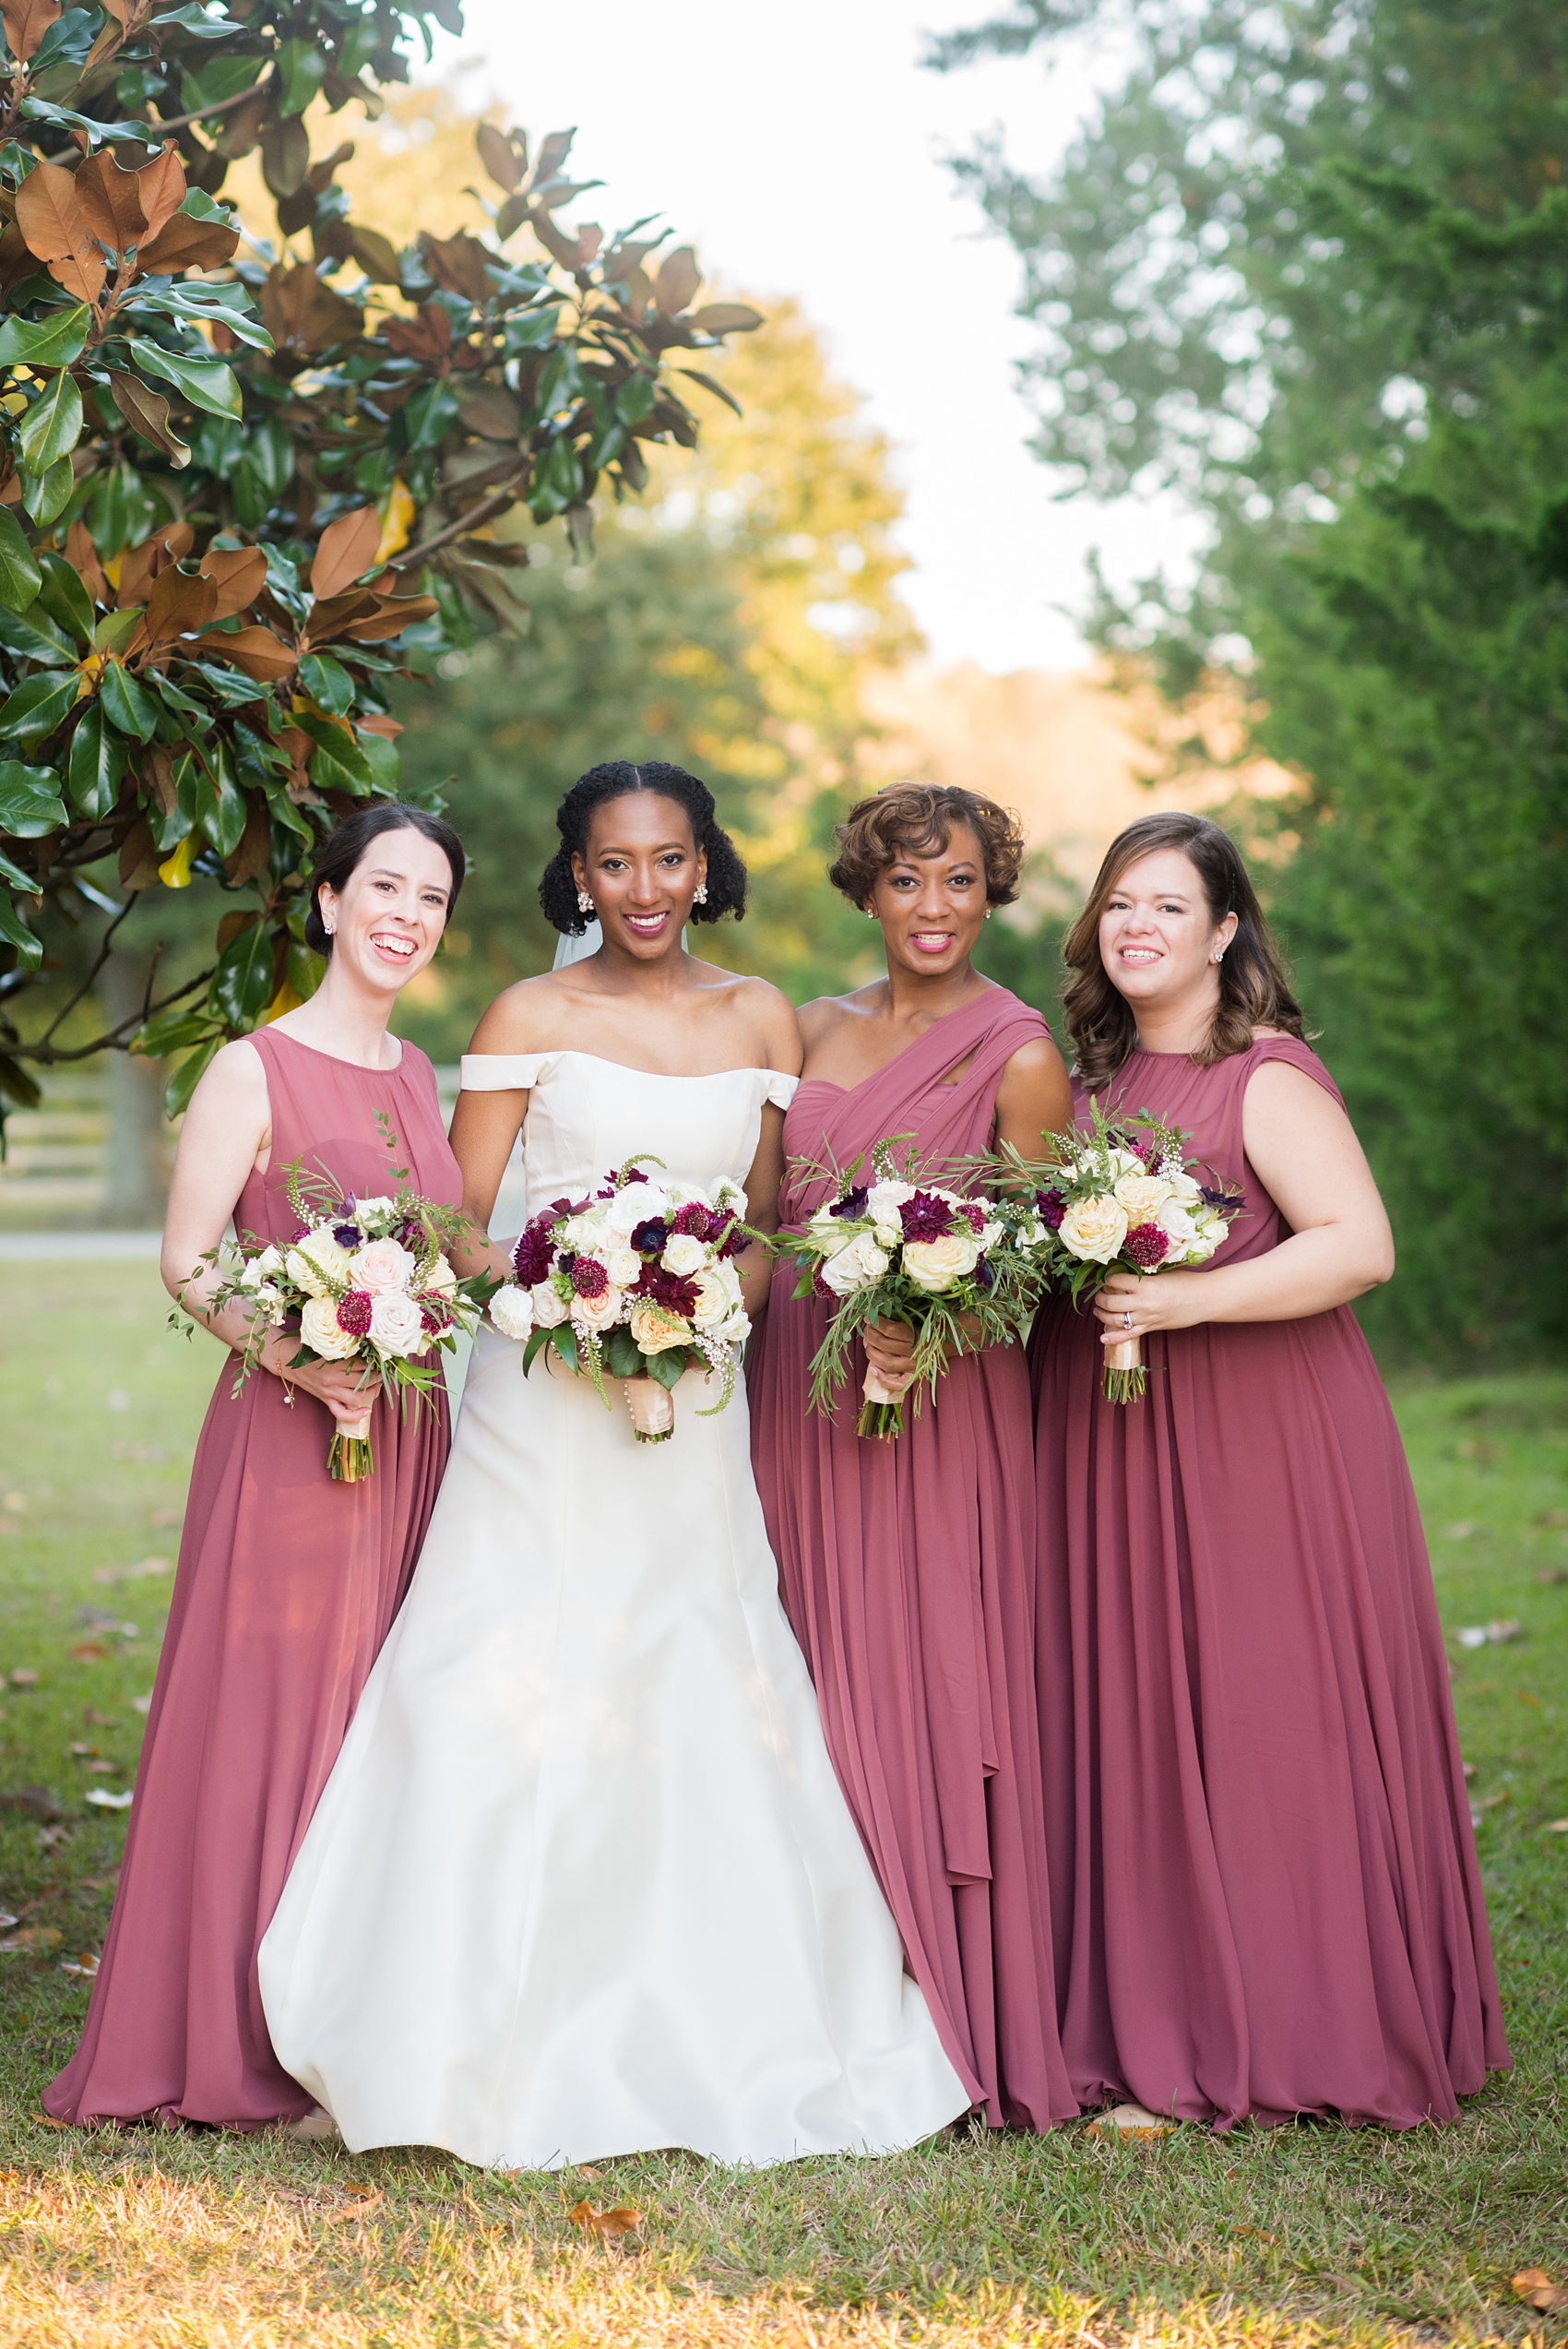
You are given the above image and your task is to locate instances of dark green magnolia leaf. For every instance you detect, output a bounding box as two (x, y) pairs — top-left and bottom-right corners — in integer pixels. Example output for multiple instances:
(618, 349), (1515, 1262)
(400, 378), (461, 451)
(36, 550), (95, 645)
(21, 455), (73, 529)
(0, 507), (43, 616)
(207, 917), (274, 1028)
(92, 607), (142, 656)
(0, 1052), (42, 1108)
(65, 703), (128, 822)
(0, 670), (78, 745)
(296, 709), (374, 794)
(613, 375), (658, 425)
(297, 653), (354, 713)
(0, 841), (37, 892)
(99, 661), (160, 742)
(357, 727), (399, 792)
(132, 1005), (213, 1057)
(137, 283), (274, 352)
(0, 891), (42, 971)
(502, 305), (562, 355)
(0, 760), (67, 836)
(177, 52), (261, 118)
(285, 937), (323, 997)
(164, 1031), (222, 1118)
(0, 607), (72, 663)
(276, 37), (326, 116)
(0, 304), (89, 369)
(201, 739), (247, 856)
(132, 343), (243, 421)
(18, 369), (83, 475)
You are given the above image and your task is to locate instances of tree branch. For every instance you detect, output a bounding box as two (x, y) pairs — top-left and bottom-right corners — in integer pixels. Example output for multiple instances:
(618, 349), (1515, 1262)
(145, 69), (275, 139)
(35, 895), (135, 1050)
(13, 969), (212, 1066)
(389, 470), (529, 572)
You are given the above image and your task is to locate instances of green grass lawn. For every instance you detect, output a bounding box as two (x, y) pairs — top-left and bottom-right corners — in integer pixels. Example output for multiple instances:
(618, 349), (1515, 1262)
(0, 1257), (1563, 2347)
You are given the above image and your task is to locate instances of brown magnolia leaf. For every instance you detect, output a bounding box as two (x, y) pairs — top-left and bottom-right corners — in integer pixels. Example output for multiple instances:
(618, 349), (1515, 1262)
(310, 506), (381, 600)
(65, 517), (110, 606)
(133, 145), (186, 246)
(357, 712), (403, 740)
(14, 161), (92, 265)
(337, 593), (437, 641)
(135, 211), (240, 276)
(143, 563), (217, 643)
(687, 302), (764, 336)
(7, 1670), (39, 1689)
(1513, 2270), (1568, 2311)
(302, 585), (379, 638)
(0, 217), (34, 296)
(213, 90), (268, 163)
(223, 793), (271, 886)
(199, 543), (267, 620)
(531, 127), (575, 189)
(202, 624), (296, 683)
(529, 210), (595, 274)
(347, 224), (401, 285)
(49, 244), (107, 304)
(116, 522), (193, 608)
(476, 121), (524, 194)
(117, 817), (160, 891)
(653, 245), (700, 317)
(261, 262), (362, 357)
(215, 908), (257, 952)
(259, 113), (310, 201)
(382, 303), (450, 362)
(0, 1926), (61, 1952)
(566, 2201), (642, 2241)
(136, 746), (176, 818)
(106, 372), (190, 467)
(456, 384), (521, 443)
(72, 150), (147, 256)
(0, 0), (60, 65)
(418, 229), (493, 306)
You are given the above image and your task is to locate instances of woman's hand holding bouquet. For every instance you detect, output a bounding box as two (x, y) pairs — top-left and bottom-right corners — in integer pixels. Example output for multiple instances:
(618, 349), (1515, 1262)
(485, 1157), (754, 1444)
(774, 1139), (1051, 1438)
(1024, 1103), (1241, 1400)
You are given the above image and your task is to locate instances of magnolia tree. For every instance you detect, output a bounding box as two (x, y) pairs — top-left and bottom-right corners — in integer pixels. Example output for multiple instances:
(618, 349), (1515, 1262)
(0, 0), (759, 1127)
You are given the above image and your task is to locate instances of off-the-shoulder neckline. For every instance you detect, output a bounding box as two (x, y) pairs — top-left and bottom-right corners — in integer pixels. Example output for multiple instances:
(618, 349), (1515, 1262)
(464, 1047), (796, 1085)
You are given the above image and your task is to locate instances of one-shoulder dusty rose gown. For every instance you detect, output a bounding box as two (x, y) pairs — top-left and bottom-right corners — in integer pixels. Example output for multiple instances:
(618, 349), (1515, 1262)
(751, 989), (1076, 2131)
(45, 1026), (461, 2128)
(1031, 1035), (1507, 2128)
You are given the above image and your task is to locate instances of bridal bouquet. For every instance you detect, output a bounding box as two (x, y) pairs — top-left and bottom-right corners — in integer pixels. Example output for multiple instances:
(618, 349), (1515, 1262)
(1027, 1103), (1241, 1401)
(487, 1158), (753, 1444)
(775, 1140), (1051, 1438)
(192, 1123), (496, 1481)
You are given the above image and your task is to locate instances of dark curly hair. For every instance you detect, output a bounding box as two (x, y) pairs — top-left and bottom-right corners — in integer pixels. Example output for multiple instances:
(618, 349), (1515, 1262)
(827, 783), (1025, 910)
(538, 759), (748, 936)
(303, 802), (466, 956)
(1063, 811), (1308, 1091)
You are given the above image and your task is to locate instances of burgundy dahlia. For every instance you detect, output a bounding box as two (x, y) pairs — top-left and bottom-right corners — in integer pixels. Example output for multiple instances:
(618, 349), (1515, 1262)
(571, 1256), (611, 1299)
(335, 1289), (374, 1338)
(671, 1200), (712, 1239)
(630, 1217), (670, 1257)
(512, 1220), (555, 1286)
(898, 1189), (954, 1245)
(1037, 1189), (1066, 1231)
(636, 1263), (699, 1318)
(1124, 1221), (1170, 1270)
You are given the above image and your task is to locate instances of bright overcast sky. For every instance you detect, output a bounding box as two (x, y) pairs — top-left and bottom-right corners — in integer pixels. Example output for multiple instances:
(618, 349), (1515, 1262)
(427, 0), (1201, 676)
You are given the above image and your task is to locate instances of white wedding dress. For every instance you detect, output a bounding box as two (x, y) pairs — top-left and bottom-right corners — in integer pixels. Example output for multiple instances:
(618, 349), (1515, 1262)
(258, 1050), (967, 2170)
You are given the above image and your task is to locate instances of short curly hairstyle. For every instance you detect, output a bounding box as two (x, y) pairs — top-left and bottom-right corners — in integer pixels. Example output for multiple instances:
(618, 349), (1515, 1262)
(827, 783), (1025, 911)
(538, 759), (748, 936)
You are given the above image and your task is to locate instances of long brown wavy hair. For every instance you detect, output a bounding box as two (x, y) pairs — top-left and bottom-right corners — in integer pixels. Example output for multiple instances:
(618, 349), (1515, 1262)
(1064, 812), (1307, 1091)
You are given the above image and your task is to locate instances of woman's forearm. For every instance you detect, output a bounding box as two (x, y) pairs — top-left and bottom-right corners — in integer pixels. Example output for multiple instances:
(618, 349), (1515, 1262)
(1187, 1226), (1391, 1324)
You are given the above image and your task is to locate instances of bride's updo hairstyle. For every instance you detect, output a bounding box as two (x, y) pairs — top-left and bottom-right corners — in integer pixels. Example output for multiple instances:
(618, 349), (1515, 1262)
(303, 801), (466, 956)
(538, 758), (749, 936)
(828, 782), (1025, 911)
(1064, 811), (1307, 1091)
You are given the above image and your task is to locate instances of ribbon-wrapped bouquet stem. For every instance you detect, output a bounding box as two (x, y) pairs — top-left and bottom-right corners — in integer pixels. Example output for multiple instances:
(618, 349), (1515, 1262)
(774, 1139), (1052, 1438)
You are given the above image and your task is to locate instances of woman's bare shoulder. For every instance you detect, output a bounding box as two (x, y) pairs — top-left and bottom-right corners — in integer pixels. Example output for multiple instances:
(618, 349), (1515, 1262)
(464, 972), (583, 1055)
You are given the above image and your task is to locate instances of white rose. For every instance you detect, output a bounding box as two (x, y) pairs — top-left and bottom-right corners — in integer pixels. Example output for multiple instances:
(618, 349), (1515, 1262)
(662, 1233), (707, 1276)
(691, 1268), (731, 1326)
(490, 1284), (535, 1343)
(287, 1229), (352, 1297)
(251, 1281), (286, 1325)
(1114, 1174), (1173, 1222)
(1057, 1194), (1130, 1264)
(570, 1282), (624, 1333)
(350, 1237), (417, 1295)
(606, 1246), (643, 1287)
(979, 1219), (1004, 1250)
(1187, 1210), (1229, 1262)
(871, 1222), (901, 1250)
(253, 1243), (283, 1279)
(715, 1307), (751, 1345)
(902, 1231), (981, 1293)
(713, 1179), (746, 1213)
(1164, 1170), (1202, 1201)
(554, 1215), (592, 1252)
(351, 1195), (398, 1223)
(820, 1231), (885, 1296)
(862, 1245), (890, 1278)
(300, 1291), (361, 1361)
(422, 1253), (457, 1296)
(369, 1290), (426, 1358)
(531, 1281), (569, 1329)
(1156, 1199), (1202, 1258)
(601, 1186), (660, 1234)
(866, 1178), (915, 1215)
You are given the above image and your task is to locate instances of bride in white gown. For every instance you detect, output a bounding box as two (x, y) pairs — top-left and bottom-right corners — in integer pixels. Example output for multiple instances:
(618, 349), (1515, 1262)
(258, 762), (968, 2169)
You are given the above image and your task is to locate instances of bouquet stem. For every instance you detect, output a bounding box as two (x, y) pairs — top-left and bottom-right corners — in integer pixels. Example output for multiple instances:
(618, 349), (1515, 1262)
(1101, 1333), (1147, 1405)
(858, 1365), (909, 1441)
(328, 1411), (374, 1483)
(625, 1377), (675, 1444)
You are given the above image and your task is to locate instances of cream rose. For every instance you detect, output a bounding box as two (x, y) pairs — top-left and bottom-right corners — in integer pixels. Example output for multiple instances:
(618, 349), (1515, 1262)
(661, 1233), (707, 1277)
(629, 1299), (690, 1354)
(531, 1281), (569, 1329)
(606, 1246), (643, 1287)
(287, 1230), (352, 1297)
(1113, 1174), (1173, 1222)
(422, 1252), (457, 1296)
(820, 1231), (885, 1296)
(866, 1178), (916, 1217)
(369, 1290), (425, 1358)
(1057, 1194), (1130, 1264)
(570, 1282), (624, 1334)
(902, 1231), (981, 1293)
(691, 1266), (744, 1327)
(603, 1184), (669, 1234)
(490, 1284), (535, 1342)
(301, 1291), (362, 1361)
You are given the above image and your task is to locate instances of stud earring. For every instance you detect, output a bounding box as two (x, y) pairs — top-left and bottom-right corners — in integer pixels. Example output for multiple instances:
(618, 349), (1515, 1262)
(324, 919), (335, 936)
(694, 881), (708, 905)
(1214, 947), (1226, 963)
(984, 909), (992, 921)
(577, 889), (594, 914)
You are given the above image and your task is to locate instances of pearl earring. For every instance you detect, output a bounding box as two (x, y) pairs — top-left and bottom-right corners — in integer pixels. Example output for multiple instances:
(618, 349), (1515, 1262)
(324, 918), (335, 936)
(694, 882), (708, 905)
(1214, 948), (1225, 963)
(984, 909), (992, 921)
(577, 889), (594, 914)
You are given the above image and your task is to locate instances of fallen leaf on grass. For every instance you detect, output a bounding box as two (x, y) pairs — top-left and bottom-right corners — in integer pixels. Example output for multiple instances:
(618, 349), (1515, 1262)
(1545, 1820), (1568, 1834)
(69, 1643), (107, 1663)
(319, 2186), (384, 2223)
(1536, 1568), (1568, 1586)
(59, 1953), (99, 1978)
(0, 1928), (61, 1953)
(31, 2115), (68, 2130)
(1444, 1522), (1477, 1540)
(132, 1694), (152, 1717)
(1471, 1790), (1511, 1825)
(1513, 2270), (1568, 2311)
(1230, 2225), (1276, 2242)
(8, 1670), (38, 1689)
(1536, 1509), (1568, 1530)
(0, 1788), (62, 1823)
(1519, 1689), (1543, 1708)
(81, 1711), (115, 1729)
(1457, 1619), (1522, 1649)
(84, 1790), (133, 1810)
(567, 2200), (643, 2240)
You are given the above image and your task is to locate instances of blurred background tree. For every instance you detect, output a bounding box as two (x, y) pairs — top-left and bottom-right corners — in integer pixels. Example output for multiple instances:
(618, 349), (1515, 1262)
(934, 0), (1568, 1360)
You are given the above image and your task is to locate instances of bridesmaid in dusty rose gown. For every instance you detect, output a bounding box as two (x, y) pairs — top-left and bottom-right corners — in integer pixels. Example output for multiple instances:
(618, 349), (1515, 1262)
(46, 805), (466, 2129)
(1032, 811), (1506, 2130)
(752, 784), (1079, 2131)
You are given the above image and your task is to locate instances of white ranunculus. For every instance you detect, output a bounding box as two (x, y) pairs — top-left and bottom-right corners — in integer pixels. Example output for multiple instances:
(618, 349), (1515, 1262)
(370, 1290), (425, 1358)
(422, 1252), (457, 1296)
(571, 1282), (624, 1333)
(300, 1292), (361, 1361)
(662, 1233), (707, 1276)
(1057, 1194), (1130, 1264)
(531, 1281), (569, 1329)
(979, 1218), (1004, 1250)
(490, 1284), (535, 1343)
(713, 1179), (746, 1213)
(287, 1229), (352, 1297)
(902, 1231), (981, 1293)
(871, 1222), (901, 1250)
(606, 1246), (643, 1287)
(1114, 1173), (1173, 1222)
(820, 1230), (886, 1296)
